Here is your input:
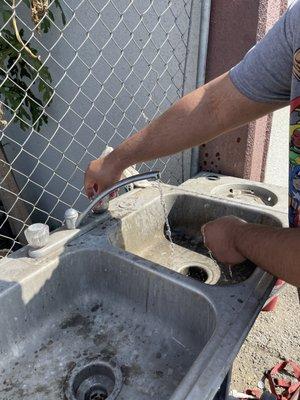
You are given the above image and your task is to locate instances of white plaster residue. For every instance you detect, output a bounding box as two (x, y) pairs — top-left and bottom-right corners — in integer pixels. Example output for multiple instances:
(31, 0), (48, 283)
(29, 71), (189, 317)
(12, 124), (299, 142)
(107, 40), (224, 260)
(264, 106), (289, 189)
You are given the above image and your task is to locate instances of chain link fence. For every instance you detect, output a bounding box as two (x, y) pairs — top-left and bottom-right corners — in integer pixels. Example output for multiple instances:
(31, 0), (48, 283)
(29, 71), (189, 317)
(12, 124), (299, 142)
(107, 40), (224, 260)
(0, 0), (209, 257)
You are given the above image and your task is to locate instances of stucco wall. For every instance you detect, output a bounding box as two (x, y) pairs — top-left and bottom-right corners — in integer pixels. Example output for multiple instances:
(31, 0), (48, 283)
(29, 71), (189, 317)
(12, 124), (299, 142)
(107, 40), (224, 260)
(200, 0), (286, 181)
(264, 106), (289, 188)
(264, 0), (292, 188)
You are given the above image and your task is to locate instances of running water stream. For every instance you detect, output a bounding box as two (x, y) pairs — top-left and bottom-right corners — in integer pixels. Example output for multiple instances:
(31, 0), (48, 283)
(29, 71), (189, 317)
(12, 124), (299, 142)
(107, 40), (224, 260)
(155, 181), (228, 276)
(154, 181), (236, 281)
(155, 181), (176, 266)
(142, 104), (176, 265)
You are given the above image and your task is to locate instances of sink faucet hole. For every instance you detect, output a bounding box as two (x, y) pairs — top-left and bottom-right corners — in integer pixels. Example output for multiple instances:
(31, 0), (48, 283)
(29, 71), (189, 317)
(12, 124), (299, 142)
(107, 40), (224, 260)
(180, 266), (209, 283)
(211, 184), (278, 207)
(206, 174), (220, 181)
(65, 360), (122, 400)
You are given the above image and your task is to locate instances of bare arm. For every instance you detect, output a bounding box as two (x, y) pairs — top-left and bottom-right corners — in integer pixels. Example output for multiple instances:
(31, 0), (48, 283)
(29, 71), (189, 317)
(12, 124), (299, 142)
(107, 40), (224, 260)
(202, 217), (300, 288)
(84, 72), (285, 197)
(236, 224), (300, 287)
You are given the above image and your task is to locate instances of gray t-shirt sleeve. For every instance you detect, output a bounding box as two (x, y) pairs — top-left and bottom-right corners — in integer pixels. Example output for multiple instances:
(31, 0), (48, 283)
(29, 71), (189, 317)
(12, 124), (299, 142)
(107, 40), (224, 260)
(229, 3), (296, 103)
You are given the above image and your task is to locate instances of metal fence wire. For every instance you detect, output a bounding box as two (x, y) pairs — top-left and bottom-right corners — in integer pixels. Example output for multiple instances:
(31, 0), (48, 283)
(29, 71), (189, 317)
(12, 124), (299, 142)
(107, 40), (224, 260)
(0, 0), (210, 257)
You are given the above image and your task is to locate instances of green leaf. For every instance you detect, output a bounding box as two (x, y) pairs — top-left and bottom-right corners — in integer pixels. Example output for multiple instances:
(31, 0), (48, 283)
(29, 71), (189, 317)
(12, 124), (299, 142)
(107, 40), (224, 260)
(38, 80), (45, 92)
(2, 9), (12, 23)
(48, 10), (54, 22)
(0, 0), (66, 132)
(22, 0), (31, 8)
(0, 3), (11, 13)
(19, 62), (32, 79)
(41, 15), (51, 33)
(54, 0), (66, 25)
(20, 121), (28, 131)
(39, 66), (52, 83)
(18, 106), (31, 121)
(42, 85), (53, 102)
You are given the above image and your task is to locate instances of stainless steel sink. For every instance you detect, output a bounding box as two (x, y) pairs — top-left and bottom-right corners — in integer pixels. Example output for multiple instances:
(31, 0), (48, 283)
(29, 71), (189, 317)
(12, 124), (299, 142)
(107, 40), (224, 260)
(110, 191), (283, 285)
(0, 184), (288, 400)
(0, 246), (216, 400)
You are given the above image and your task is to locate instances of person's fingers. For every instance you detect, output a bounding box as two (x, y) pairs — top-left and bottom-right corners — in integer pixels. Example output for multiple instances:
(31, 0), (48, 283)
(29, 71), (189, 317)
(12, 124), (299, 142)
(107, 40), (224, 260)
(84, 182), (94, 199)
(93, 183), (99, 194)
(84, 177), (95, 199)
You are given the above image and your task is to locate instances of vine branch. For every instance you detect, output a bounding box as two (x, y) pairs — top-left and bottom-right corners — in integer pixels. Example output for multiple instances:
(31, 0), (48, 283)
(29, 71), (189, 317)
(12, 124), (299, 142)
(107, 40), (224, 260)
(11, 0), (39, 60)
(0, 103), (7, 127)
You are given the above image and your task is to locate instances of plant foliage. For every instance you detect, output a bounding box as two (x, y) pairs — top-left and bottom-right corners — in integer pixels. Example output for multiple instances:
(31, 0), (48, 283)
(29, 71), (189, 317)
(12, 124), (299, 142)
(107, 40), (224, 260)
(0, 1), (66, 131)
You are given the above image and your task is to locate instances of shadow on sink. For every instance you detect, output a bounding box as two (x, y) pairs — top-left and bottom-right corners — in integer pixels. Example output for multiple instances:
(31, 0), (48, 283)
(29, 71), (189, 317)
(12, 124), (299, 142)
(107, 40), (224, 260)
(110, 192), (282, 286)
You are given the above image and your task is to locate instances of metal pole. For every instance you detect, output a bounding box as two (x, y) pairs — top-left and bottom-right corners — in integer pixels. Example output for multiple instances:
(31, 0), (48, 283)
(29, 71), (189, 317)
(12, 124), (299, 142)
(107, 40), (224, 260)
(190, 0), (212, 178)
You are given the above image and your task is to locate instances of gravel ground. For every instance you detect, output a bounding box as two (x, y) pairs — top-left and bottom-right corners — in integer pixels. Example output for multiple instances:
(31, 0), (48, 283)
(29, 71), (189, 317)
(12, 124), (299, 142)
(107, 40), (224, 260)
(231, 284), (300, 393)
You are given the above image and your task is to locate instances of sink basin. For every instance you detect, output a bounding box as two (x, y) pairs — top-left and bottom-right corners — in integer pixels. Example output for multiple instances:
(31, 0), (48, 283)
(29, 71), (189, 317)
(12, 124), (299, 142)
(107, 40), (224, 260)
(0, 184), (288, 400)
(0, 247), (215, 400)
(110, 192), (282, 285)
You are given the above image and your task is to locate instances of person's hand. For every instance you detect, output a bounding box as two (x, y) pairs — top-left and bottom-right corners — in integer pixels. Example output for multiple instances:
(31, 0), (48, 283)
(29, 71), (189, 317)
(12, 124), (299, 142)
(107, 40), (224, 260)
(201, 216), (247, 265)
(84, 155), (123, 199)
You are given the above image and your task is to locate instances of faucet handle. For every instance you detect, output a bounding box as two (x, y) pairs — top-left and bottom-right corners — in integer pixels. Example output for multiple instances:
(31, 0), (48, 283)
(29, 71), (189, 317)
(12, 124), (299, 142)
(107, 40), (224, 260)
(24, 223), (49, 248)
(64, 208), (79, 230)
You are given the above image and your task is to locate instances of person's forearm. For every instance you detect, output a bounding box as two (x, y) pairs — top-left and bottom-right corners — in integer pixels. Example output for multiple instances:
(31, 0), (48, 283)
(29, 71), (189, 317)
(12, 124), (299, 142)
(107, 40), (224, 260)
(108, 72), (284, 170)
(235, 224), (300, 287)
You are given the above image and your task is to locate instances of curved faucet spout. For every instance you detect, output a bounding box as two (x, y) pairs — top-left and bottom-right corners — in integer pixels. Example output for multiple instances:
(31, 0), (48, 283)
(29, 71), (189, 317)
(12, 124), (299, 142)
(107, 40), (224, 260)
(75, 171), (161, 228)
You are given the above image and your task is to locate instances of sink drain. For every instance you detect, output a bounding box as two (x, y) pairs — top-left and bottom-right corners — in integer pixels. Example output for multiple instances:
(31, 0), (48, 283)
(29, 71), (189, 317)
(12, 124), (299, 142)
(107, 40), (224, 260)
(180, 265), (209, 283)
(86, 388), (108, 400)
(64, 360), (122, 400)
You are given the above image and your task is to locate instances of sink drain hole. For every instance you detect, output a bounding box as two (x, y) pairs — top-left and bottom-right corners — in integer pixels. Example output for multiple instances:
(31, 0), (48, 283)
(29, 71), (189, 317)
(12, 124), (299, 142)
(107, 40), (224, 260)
(86, 386), (108, 400)
(88, 389), (108, 400)
(65, 360), (122, 400)
(180, 266), (209, 283)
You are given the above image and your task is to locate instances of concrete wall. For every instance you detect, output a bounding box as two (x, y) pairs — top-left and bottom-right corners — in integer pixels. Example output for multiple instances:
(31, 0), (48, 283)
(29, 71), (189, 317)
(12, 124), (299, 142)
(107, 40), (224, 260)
(264, 0), (292, 188)
(264, 106), (289, 187)
(200, 0), (287, 181)
(200, 0), (259, 178)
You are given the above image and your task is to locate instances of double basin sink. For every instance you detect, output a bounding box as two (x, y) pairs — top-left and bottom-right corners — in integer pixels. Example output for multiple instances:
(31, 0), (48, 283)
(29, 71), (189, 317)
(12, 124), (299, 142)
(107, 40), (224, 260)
(0, 182), (287, 400)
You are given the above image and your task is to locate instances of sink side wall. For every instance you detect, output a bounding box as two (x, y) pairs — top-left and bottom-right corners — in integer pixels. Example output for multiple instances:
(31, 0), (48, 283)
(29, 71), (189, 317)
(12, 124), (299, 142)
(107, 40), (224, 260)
(0, 247), (216, 364)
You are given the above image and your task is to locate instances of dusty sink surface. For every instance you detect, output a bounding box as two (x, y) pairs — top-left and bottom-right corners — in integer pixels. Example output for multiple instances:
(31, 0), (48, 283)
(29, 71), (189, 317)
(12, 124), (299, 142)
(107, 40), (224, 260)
(0, 247), (215, 400)
(0, 184), (288, 400)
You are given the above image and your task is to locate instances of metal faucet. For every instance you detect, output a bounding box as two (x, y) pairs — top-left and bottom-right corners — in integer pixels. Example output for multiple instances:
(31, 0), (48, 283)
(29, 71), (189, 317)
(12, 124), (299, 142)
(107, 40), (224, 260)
(64, 171), (161, 229)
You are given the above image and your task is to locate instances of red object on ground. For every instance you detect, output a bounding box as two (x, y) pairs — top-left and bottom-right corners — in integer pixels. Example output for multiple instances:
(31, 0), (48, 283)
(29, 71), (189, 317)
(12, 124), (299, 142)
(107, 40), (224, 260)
(262, 279), (285, 312)
(244, 361), (300, 400)
(265, 360), (300, 400)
